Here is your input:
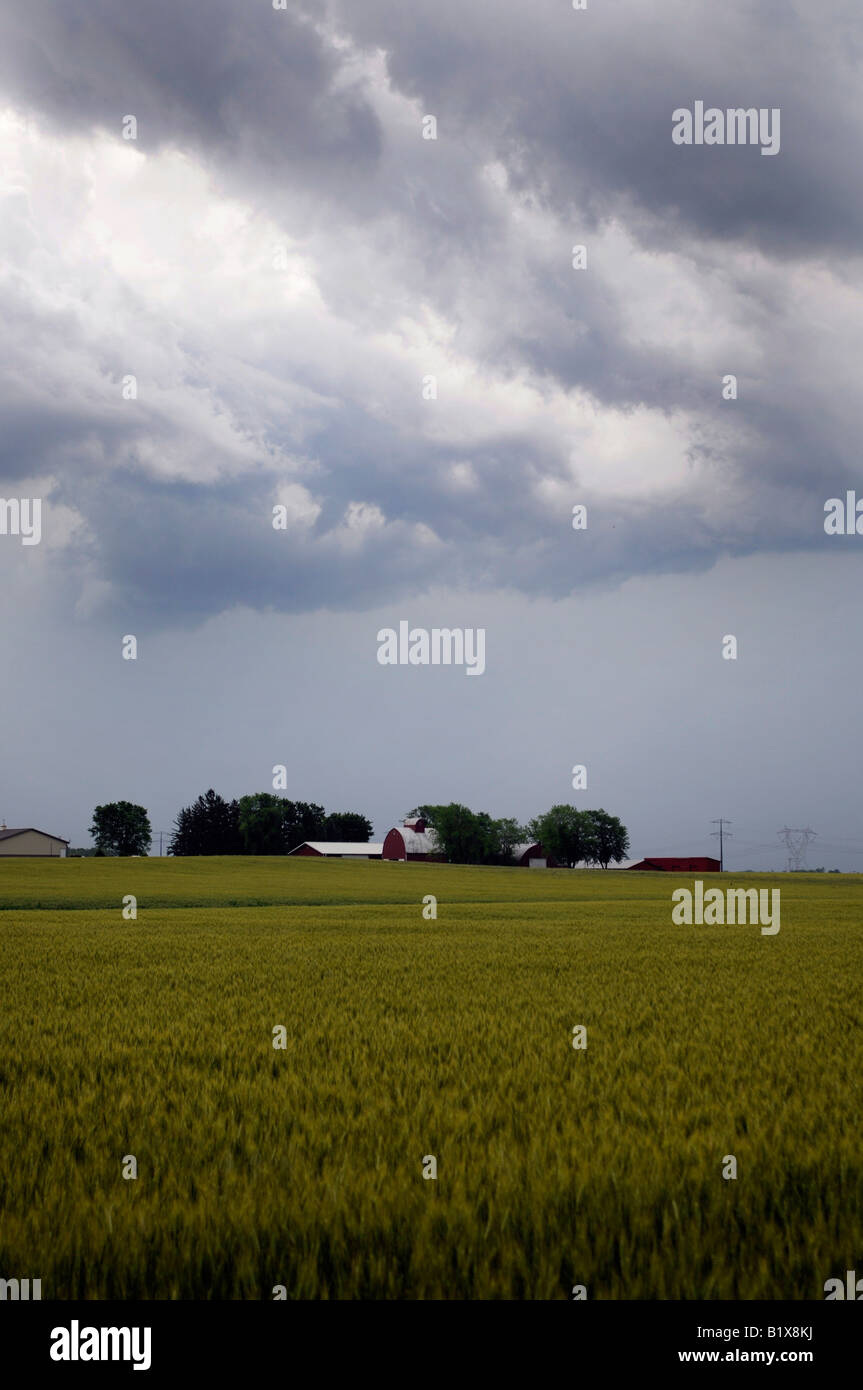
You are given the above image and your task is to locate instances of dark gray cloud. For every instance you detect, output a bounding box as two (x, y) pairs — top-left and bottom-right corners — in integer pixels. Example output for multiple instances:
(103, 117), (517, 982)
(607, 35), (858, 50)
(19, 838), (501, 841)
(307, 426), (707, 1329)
(331, 0), (863, 255)
(0, 1), (382, 200)
(1, 0), (862, 626)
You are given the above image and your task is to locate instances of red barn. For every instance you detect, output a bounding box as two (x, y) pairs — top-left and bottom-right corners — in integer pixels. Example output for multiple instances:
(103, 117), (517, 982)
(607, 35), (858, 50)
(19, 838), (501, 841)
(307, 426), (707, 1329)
(382, 823), (556, 867)
(382, 819), (442, 861)
(626, 856), (721, 872)
(512, 842), (556, 867)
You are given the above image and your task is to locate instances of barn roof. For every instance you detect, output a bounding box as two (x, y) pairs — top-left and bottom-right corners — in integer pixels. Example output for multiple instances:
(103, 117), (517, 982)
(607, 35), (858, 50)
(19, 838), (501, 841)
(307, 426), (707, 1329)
(290, 842), (383, 856)
(388, 826), (438, 854)
(0, 827), (70, 843)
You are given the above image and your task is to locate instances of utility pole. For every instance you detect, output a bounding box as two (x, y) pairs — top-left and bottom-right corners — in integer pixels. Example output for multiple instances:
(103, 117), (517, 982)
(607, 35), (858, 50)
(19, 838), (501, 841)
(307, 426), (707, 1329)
(710, 818), (732, 871)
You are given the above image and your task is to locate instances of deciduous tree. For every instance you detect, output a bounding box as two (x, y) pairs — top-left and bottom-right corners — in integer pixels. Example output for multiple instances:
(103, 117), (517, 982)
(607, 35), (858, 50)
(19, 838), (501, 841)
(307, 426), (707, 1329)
(89, 801), (152, 857)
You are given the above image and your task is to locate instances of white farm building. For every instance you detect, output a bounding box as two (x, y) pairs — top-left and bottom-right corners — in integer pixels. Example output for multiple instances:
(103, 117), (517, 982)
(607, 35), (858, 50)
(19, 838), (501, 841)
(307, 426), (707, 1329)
(288, 842), (383, 859)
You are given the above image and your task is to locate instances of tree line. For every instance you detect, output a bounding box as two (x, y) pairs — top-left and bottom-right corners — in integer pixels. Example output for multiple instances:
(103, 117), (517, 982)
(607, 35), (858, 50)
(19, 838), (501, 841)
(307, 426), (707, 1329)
(412, 803), (629, 869)
(86, 792), (373, 857)
(170, 791), (373, 856)
(85, 795), (630, 867)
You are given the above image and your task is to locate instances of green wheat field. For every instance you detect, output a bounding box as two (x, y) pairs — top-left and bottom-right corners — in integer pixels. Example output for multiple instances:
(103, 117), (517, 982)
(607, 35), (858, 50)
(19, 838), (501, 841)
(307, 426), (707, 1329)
(1, 857), (861, 1300)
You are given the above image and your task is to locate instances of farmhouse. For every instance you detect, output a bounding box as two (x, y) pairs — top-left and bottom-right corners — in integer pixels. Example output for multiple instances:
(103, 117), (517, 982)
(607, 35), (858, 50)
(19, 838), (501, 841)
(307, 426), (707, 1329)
(288, 842), (383, 859)
(627, 856), (721, 873)
(0, 825), (69, 857)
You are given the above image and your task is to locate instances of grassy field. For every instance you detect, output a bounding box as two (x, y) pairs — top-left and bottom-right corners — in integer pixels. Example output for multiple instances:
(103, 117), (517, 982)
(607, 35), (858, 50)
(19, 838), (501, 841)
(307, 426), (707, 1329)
(1, 856), (861, 1300)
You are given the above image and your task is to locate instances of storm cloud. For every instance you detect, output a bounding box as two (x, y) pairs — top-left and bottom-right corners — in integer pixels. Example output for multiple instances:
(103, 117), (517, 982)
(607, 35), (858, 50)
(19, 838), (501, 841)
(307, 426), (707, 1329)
(0, 0), (861, 622)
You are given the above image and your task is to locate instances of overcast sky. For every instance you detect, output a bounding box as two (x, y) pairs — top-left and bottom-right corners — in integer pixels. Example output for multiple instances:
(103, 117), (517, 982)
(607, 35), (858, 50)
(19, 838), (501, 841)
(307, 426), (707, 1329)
(1, 0), (861, 869)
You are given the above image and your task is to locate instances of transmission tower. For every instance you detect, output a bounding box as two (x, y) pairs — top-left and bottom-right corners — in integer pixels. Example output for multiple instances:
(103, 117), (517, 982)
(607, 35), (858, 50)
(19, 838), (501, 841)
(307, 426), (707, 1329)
(778, 827), (817, 872)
